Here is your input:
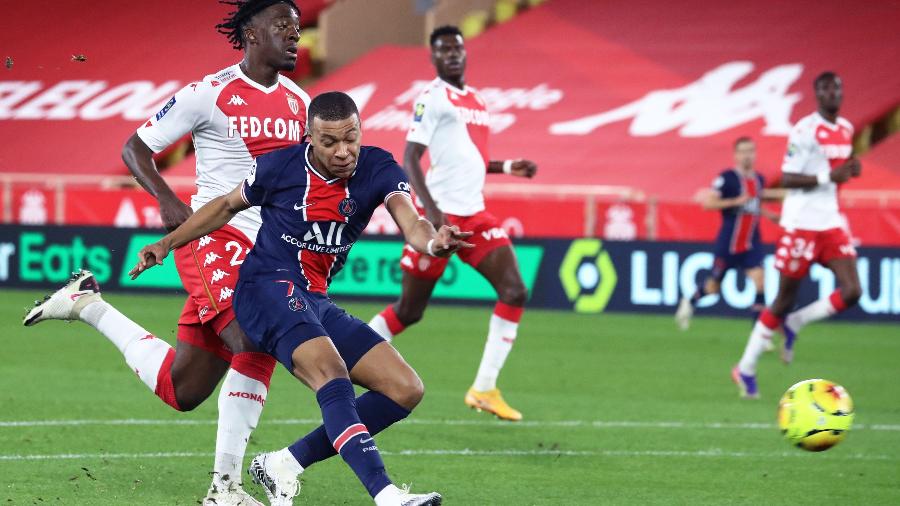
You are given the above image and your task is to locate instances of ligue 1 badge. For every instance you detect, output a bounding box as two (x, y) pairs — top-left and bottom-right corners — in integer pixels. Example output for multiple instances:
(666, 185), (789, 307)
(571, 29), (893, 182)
(287, 93), (300, 115)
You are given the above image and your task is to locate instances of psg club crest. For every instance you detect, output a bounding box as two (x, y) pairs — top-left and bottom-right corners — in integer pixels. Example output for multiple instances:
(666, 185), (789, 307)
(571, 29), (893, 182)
(338, 198), (358, 217)
(288, 297), (307, 312)
(286, 93), (300, 115)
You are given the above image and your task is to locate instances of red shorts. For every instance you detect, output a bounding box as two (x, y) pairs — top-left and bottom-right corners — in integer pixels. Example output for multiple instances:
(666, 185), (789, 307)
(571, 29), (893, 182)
(401, 210), (512, 281)
(774, 227), (856, 279)
(173, 224), (252, 361)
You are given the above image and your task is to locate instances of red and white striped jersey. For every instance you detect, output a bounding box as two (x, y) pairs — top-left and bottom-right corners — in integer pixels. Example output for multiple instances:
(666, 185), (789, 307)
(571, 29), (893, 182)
(407, 78), (490, 216)
(780, 112), (853, 231)
(137, 63), (310, 241)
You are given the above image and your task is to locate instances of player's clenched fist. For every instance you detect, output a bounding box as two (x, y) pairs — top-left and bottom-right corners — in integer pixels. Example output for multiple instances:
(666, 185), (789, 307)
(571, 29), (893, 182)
(510, 159), (538, 178)
(430, 225), (474, 257)
(830, 157), (861, 184)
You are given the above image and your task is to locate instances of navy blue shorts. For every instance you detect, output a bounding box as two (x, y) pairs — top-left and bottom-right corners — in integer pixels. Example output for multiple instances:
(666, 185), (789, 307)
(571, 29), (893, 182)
(711, 246), (764, 282)
(233, 277), (385, 373)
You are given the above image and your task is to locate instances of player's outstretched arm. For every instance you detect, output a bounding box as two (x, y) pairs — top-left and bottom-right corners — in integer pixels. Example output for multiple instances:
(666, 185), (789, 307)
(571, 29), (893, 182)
(386, 193), (473, 258)
(488, 159), (538, 178)
(122, 133), (193, 231)
(129, 185), (250, 279)
(403, 141), (446, 227)
(782, 157), (861, 189)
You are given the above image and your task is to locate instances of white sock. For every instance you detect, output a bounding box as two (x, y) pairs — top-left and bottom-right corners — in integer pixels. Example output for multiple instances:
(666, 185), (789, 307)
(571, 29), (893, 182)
(786, 298), (838, 333)
(472, 314), (519, 391)
(214, 368), (268, 482)
(373, 484), (402, 505)
(274, 447), (304, 475)
(738, 321), (774, 376)
(368, 314), (393, 342)
(79, 301), (172, 391)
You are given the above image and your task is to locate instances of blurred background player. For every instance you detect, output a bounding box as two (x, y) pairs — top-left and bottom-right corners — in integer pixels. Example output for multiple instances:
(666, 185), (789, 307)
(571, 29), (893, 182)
(130, 91), (457, 506)
(367, 25), (538, 422)
(675, 137), (781, 331)
(733, 72), (862, 398)
(23, 1), (308, 503)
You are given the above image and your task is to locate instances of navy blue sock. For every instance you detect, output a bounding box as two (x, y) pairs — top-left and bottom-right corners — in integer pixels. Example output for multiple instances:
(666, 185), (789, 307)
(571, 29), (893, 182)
(289, 391), (411, 468)
(314, 378), (392, 498)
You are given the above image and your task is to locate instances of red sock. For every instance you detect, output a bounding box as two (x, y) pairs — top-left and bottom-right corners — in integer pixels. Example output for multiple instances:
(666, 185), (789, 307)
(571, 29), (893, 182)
(493, 301), (524, 323)
(381, 306), (406, 335)
(230, 352), (276, 388)
(829, 289), (848, 312)
(154, 349), (181, 411)
(759, 309), (782, 331)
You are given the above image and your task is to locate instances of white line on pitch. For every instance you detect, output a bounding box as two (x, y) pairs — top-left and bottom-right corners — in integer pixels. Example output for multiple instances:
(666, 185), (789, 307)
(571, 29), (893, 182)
(0, 449), (894, 462)
(1, 418), (898, 431)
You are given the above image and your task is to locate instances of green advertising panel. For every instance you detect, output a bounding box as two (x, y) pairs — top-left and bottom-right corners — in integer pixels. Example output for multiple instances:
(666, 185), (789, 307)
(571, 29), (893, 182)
(118, 233), (183, 288)
(328, 241), (543, 300)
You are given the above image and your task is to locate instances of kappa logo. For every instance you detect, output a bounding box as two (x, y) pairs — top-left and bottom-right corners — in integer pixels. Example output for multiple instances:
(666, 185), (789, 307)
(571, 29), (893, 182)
(210, 269), (230, 283)
(203, 252), (223, 266)
(550, 61), (803, 138)
(338, 198), (358, 217)
(198, 235), (216, 248)
(228, 95), (247, 106)
(219, 287), (234, 302)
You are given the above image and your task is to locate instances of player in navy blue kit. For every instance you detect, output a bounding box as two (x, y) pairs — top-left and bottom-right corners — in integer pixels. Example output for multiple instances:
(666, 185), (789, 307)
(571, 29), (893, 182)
(676, 137), (780, 331)
(130, 92), (466, 506)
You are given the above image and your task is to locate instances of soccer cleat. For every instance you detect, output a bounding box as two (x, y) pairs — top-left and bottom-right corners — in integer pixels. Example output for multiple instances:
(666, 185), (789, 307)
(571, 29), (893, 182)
(23, 270), (102, 327)
(781, 319), (798, 364)
(202, 478), (264, 506)
(674, 297), (694, 331)
(398, 489), (442, 506)
(464, 388), (522, 421)
(731, 365), (759, 399)
(248, 452), (301, 506)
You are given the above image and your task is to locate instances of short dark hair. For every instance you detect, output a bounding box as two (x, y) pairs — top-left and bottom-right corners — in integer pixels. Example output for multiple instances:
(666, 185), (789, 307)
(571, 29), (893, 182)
(734, 136), (754, 149)
(814, 71), (839, 89)
(308, 92), (359, 124)
(429, 25), (463, 47)
(216, 0), (299, 50)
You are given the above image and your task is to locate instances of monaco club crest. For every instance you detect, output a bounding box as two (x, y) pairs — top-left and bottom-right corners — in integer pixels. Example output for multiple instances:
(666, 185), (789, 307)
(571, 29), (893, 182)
(286, 93), (299, 115)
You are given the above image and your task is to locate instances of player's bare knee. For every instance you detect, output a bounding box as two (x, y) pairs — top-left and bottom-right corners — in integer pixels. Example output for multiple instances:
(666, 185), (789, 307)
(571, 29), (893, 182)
(172, 390), (205, 412)
(841, 284), (862, 307)
(395, 301), (426, 326)
(499, 282), (528, 307)
(389, 372), (425, 410)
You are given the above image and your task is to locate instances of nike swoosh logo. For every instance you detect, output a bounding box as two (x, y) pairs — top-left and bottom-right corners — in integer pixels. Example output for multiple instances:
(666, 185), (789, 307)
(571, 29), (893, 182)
(294, 202), (315, 210)
(359, 437), (374, 443)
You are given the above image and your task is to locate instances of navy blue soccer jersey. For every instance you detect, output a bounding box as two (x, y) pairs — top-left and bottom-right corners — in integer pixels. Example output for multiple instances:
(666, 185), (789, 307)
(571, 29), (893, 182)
(711, 168), (765, 255)
(239, 143), (411, 293)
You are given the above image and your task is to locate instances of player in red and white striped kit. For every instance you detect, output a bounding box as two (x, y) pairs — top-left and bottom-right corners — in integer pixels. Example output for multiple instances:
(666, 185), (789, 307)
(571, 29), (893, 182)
(733, 72), (862, 398)
(24, 2), (308, 503)
(369, 26), (537, 421)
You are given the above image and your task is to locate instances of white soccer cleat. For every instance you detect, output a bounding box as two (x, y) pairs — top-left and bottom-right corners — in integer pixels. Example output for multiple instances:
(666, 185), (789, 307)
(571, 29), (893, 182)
(202, 478), (264, 506)
(23, 270), (102, 327)
(248, 452), (301, 506)
(398, 490), (442, 506)
(674, 296), (694, 331)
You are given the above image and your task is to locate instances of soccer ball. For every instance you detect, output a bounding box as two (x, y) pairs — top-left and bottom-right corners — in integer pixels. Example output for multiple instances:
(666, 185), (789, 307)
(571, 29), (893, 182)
(777, 379), (854, 452)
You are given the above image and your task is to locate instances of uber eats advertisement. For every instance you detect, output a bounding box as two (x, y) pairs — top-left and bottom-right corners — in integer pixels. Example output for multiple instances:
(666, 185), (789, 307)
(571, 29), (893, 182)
(2, 225), (898, 321)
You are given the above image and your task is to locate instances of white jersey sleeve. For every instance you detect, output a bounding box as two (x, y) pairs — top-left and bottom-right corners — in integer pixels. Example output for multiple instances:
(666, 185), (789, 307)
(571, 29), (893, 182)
(406, 89), (442, 146)
(781, 121), (813, 175)
(137, 82), (214, 153)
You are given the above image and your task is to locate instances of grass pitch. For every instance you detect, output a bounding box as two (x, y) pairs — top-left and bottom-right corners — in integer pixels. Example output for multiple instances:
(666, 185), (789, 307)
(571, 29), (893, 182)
(1, 289), (898, 505)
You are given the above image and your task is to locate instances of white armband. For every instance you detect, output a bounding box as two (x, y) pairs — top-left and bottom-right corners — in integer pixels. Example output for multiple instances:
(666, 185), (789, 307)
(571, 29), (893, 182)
(502, 159), (513, 174)
(426, 238), (436, 256)
(816, 171), (831, 186)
